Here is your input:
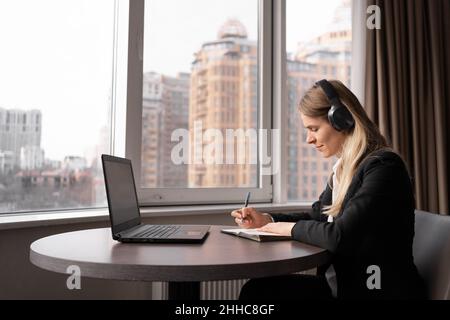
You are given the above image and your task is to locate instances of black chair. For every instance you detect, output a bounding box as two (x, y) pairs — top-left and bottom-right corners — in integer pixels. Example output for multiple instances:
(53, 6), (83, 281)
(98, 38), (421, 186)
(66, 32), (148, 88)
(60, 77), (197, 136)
(413, 210), (450, 300)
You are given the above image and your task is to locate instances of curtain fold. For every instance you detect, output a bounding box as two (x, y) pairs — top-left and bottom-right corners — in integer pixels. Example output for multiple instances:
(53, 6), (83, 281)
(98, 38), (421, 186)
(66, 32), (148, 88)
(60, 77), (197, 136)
(365, 0), (449, 215)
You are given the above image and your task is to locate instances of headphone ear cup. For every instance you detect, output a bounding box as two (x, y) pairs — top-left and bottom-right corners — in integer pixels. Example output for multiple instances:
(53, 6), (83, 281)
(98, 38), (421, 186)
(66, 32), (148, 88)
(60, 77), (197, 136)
(328, 104), (355, 131)
(316, 79), (355, 131)
(328, 105), (339, 131)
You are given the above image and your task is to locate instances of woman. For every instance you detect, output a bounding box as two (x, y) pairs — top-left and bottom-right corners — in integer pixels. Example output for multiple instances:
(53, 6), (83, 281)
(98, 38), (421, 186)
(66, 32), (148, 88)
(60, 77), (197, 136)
(231, 80), (426, 300)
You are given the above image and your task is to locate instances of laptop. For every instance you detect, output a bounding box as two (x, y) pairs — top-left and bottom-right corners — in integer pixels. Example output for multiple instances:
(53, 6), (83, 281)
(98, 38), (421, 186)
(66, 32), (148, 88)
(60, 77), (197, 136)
(101, 154), (210, 243)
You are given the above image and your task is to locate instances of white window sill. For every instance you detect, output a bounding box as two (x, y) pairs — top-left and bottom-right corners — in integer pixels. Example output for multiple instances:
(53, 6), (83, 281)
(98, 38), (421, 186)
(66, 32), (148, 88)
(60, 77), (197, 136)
(0, 202), (312, 231)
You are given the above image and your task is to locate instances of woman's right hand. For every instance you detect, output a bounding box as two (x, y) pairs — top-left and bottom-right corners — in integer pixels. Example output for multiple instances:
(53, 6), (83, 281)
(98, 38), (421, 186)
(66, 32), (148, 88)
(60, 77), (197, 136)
(230, 207), (272, 229)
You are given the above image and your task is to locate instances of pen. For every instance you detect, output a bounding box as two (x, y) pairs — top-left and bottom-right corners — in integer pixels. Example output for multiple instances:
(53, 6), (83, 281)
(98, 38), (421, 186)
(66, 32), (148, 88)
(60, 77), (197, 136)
(240, 192), (251, 223)
(244, 192), (251, 208)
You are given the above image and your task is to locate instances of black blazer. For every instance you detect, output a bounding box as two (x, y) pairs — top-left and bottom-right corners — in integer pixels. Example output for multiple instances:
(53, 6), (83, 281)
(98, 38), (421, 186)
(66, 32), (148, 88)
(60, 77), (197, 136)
(272, 150), (426, 299)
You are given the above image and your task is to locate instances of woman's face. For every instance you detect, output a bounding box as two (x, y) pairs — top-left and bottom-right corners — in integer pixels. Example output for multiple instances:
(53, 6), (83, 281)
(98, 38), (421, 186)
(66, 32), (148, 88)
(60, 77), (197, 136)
(300, 113), (347, 158)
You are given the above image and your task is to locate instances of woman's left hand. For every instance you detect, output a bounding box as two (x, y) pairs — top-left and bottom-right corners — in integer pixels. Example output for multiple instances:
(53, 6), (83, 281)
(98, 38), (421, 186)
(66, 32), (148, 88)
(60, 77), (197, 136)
(257, 222), (295, 236)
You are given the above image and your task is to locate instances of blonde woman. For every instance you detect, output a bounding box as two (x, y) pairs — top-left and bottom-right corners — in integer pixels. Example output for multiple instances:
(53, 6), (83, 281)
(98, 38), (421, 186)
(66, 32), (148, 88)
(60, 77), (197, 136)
(231, 80), (425, 300)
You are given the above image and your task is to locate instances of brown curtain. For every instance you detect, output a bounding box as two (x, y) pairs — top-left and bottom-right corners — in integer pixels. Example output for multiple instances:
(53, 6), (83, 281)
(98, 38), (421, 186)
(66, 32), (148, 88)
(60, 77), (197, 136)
(365, 0), (450, 215)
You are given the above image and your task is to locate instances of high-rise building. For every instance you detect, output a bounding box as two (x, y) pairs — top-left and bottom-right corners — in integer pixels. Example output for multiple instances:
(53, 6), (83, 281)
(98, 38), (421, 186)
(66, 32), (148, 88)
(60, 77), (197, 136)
(0, 151), (14, 174)
(62, 156), (87, 172)
(287, 0), (351, 201)
(189, 19), (258, 187)
(140, 3), (350, 199)
(0, 108), (42, 167)
(20, 146), (45, 171)
(141, 72), (190, 188)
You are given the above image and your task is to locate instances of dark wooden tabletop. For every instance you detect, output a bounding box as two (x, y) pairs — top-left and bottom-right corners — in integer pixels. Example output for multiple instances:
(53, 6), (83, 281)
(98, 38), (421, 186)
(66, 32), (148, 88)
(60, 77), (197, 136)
(30, 226), (330, 282)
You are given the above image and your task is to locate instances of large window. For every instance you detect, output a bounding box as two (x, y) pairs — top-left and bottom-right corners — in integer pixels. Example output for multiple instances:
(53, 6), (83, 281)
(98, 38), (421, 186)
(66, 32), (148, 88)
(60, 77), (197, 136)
(0, 0), (356, 215)
(0, 0), (115, 213)
(130, 0), (273, 205)
(286, 0), (352, 202)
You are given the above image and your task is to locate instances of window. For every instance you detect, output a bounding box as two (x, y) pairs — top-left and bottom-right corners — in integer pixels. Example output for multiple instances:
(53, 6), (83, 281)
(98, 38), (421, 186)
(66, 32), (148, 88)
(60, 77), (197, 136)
(302, 147), (308, 157)
(303, 161), (309, 171)
(286, 0), (352, 202)
(129, 0), (271, 205)
(1, 0), (358, 215)
(0, 0), (115, 214)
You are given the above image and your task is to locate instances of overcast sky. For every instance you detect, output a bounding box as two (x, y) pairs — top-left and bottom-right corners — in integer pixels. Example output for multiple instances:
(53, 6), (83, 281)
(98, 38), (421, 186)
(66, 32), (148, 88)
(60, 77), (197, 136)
(0, 0), (344, 162)
(144, 0), (343, 76)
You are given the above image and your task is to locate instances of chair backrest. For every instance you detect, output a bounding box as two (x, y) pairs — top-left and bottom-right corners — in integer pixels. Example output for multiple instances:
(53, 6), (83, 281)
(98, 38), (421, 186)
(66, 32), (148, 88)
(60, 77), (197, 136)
(413, 210), (450, 300)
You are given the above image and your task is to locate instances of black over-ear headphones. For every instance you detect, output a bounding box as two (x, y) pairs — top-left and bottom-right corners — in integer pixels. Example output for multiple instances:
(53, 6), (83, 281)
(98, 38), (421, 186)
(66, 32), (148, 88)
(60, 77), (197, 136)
(315, 79), (355, 131)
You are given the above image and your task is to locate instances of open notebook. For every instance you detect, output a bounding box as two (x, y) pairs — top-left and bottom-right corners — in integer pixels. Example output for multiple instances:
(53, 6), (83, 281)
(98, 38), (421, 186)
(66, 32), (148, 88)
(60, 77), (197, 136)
(221, 228), (291, 242)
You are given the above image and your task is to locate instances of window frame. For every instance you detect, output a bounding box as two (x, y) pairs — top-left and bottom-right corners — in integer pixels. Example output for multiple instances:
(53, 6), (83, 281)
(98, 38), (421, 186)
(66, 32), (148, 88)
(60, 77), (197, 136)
(124, 0), (363, 207)
(0, 0), (124, 216)
(125, 0), (274, 206)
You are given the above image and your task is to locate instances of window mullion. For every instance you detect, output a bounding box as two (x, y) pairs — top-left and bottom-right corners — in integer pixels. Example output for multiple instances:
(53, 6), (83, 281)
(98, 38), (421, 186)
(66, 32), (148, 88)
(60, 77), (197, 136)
(271, 0), (287, 204)
(125, 0), (145, 193)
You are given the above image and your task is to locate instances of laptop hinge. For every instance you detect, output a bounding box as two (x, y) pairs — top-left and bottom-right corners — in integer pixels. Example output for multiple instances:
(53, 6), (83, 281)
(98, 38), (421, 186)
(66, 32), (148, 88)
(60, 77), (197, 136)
(119, 224), (143, 238)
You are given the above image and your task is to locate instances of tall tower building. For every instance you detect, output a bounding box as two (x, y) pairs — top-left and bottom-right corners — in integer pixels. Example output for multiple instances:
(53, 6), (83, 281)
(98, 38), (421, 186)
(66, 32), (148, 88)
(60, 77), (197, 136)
(287, 0), (352, 201)
(189, 19), (258, 188)
(0, 108), (42, 168)
(20, 146), (45, 170)
(141, 72), (190, 188)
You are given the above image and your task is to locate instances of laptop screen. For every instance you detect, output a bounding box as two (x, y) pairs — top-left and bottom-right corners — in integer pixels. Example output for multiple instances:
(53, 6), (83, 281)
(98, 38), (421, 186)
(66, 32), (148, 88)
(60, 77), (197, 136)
(102, 156), (140, 229)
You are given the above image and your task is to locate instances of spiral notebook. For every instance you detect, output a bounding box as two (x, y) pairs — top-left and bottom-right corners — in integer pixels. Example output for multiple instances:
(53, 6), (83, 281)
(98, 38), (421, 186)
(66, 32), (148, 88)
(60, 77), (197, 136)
(221, 228), (291, 242)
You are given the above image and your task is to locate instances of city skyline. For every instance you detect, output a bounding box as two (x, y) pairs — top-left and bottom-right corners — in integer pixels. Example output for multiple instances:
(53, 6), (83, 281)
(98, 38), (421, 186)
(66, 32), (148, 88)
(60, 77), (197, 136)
(144, 0), (345, 76)
(0, 0), (351, 213)
(139, 0), (351, 200)
(0, 0), (114, 162)
(0, 0), (345, 162)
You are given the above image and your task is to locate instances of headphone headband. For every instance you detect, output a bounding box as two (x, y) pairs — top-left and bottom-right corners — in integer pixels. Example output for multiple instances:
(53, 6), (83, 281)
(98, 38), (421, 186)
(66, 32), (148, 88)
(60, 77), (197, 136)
(315, 79), (340, 104)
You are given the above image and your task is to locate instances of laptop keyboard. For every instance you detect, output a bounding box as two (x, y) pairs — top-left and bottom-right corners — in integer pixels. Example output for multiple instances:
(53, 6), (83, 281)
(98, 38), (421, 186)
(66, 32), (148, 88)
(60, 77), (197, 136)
(134, 225), (181, 239)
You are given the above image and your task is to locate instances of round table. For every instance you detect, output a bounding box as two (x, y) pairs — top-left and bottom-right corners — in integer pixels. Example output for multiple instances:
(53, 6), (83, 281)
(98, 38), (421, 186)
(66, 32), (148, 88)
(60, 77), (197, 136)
(30, 226), (330, 299)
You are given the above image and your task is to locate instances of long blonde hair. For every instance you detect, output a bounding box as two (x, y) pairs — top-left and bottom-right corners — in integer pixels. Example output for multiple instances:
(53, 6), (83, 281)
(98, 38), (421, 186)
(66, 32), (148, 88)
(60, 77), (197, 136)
(299, 80), (389, 216)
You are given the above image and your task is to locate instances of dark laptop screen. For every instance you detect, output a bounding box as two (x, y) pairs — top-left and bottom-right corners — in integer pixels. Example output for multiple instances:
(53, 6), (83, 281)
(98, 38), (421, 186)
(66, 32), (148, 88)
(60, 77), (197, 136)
(103, 157), (140, 227)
